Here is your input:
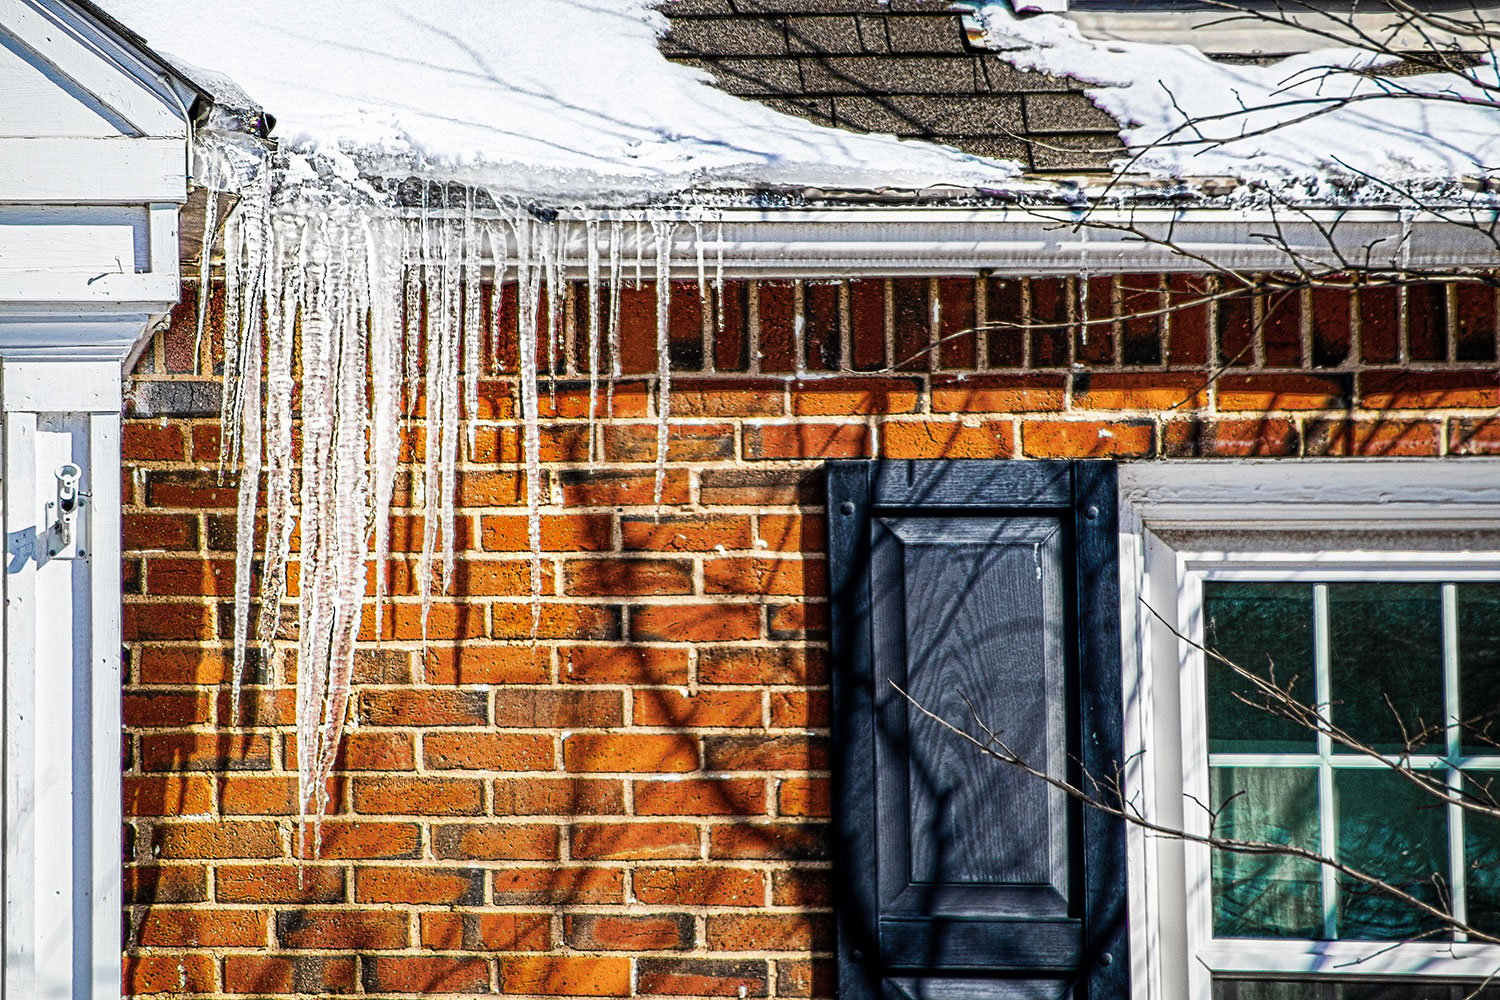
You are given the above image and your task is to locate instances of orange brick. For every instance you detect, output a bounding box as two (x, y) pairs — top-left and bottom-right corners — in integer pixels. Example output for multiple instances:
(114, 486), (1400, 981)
(634, 778), (767, 816)
(123, 601), (215, 642)
(493, 777), (625, 816)
(1164, 418), (1299, 458)
(770, 690), (829, 728)
(565, 913), (694, 951)
(930, 373), (1066, 412)
(1217, 373), (1350, 410)
(571, 822), (701, 860)
(1074, 372), (1207, 410)
(670, 378), (786, 417)
(275, 908), (411, 949)
(151, 821), (281, 860)
(565, 558), (694, 596)
(493, 688), (623, 728)
(422, 911), (551, 951)
(603, 422), (737, 462)
(631, 604), (760, 642)
(706, 913), (832, 952)
(559, 469), (691, 506)
(137, 908), (267, 947)
(790, 377), (921, 415)
(126, 865), (208, 905)
(360, 689), (488, 726)
(481, 513), (614, 552)
(709, 823), (828, 861)
(637, 958), (770, 997)
(776, 959), (836, 999)
(1360, 370), (1500, 409)
(217, 865), (346, 904)
(123, 422), (186, 461)
(562, 645), (689, 685)
(363, 956), (491, 994)
(879, 420), (1015, 459)
(772, 870), (832, 908)
(634, 690), (764, 729)
(703, 558), (825, 596)
(1304, 418), (1441, 456)
(502, 956), (632, 997)
(743, 422), (868, 460)
(623, 515), (754, 552)
(492, 602), (621, 640)
(1021, 419), (1155, 458)
(699, 647), (825, 685)
(136, 647), (230, 684)
(425, 645), (551, 684)
(125, 775), (214, 817)
(126, 955), (217, 995)
(1451, 417), (1500, 455)
(351, 776), (484, 815)
(564, 733), (698, 773)
(633, 866), (766, 906)
(355, 866), (486, 904)
(777, 777), (831, 818)
(224, 955), (357, 995)
(431, 823), (560, 861)
(124, 512), (198, 551)
(140, 732), (271, 772)
(704, 734), (827, 771)
(494, 866), (624, 905)
(145, 557), (236, 596)
(292, 821), (421, 860)
(754, 514), (825, 553)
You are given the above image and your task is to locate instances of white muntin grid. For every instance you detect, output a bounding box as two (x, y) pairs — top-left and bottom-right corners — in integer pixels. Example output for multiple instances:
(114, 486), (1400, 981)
(1178, 565), (1500, 982)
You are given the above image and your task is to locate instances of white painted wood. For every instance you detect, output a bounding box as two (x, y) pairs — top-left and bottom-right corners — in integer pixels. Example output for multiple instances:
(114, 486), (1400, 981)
(1118, 461), (1500, 1000)
(0, 206), (148, 277)
(0, 138), (185, 204)
(4, 361), (124, 413)
(1, 0), (185, 139)
(0, 32), (130, 137)
(87, 412), (122, 1000)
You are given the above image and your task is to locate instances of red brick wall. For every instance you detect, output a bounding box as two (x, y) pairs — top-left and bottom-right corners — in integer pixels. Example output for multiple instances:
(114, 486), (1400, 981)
(121, 274), (1500, 998)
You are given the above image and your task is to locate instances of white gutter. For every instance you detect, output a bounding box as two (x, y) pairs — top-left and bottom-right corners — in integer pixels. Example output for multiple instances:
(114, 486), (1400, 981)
(509, 206), (1500, 277)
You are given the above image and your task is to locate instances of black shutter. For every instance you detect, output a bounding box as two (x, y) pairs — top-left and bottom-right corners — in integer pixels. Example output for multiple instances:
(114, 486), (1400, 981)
(828, 460), (1127, 1000)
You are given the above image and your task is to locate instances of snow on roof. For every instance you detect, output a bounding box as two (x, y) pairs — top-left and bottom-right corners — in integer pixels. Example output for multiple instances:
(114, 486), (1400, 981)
(970, 5), (1500, 195)
(100, 0), (1023, 202)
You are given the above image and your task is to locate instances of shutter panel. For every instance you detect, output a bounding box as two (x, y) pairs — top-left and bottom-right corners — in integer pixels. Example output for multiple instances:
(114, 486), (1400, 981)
(829, 460), (1127, 1000)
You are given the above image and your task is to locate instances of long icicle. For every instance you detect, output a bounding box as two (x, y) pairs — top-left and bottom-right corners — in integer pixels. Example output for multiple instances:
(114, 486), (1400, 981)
(607, 219), (624, 414)
(515, 216), (545, 635)
(651, 220), (676, 508)
(585, 217), (602, 463)
(368, 217), (403, 638)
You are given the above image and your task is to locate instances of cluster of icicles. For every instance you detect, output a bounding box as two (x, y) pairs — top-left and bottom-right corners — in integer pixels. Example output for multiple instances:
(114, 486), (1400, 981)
(207, 172), (727, 847)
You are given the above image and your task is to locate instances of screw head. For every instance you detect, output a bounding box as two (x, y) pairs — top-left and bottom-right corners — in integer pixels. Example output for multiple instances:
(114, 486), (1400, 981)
(1101, 952), (1114, 967)
(840, 501), (856, 516)
(1085, 505), (1100, 520)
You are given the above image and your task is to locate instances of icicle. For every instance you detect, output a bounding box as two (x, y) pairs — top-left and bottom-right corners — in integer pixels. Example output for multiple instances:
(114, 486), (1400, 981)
(585, 217), (602, 463)
(219, 206), (245, 473)
(257, 218), (300, 660)
(715, 214), (726, 338)
(634, 217), (645, 287)
(368, 216), (403, 636)
(463, 192), (481, 455)
(418, 209), (445, 638)
(1078, 225), (1091, 346)
(539, 221), (559, 410)
(403, 216), (422, 417)
(651, 220), (676, 508)
(193, 191), (221, 370)
(439, 212), (463, 599)
(607, 219), (624, 413)
(487, 222), (508, 376)
(515, 216), (545, 635)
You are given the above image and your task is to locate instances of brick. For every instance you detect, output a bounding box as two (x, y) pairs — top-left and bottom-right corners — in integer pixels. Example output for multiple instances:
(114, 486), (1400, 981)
(123, 601), (215, 641)
(425, 644), (551, 685)
(223, 956), (357, 995)
(494, 688), (623, 728)
(1310, 283), (1353, 367)
(772, 869), (833, 907)
(777, 777), (831, 817)
(352, 776), (484, 815)
(1360, 370), (1500, 409)
(422, 912), (551, 951)
(937, 276), (978, 369)
(604, 422), (737, 462)
(126, 865), (208, 905)
(564, 733), (699, 773)
(776, 959), (836, 999)
(565, 558), (695, 596)
(219, 775), (317, 815)
(152, 821), (281, 859)
(126, 955), (217, 995)
(431, 823), (560, 861)
(481, 512), (614, 552)
(145, 470), (240, 507)
(632, 604), (761, 642)
(743, 422), (868, 460)
(362, 956), (491, 995)
(1021, 419), (1154, 458)
(755, 514), (825, 553)
(493, 777), (625, 816)
(769, 601), (825, 640)
(358, 688), (489, 727)
(365, 601), (487, 642)
(136, 647), (232, 684)
(634, 690), (764, 729)
(1451, 417), (1500, 455)
(623, 514), (754, 551)
(879, 420), (1015, 459)
(705, 734), (828, 771)
(125, 774), (214, 817)
(276, 908), (410, 949)
(494, 866), (625, 905)
(638, 958), (771, 997)
(123, 422), (186, 461)
(790, 377), (921, 415)
(670, 378), (785, 417)
(136, 908), (267, 947)
(1217, 373), (1350, 410)
(456, 469), (526, 506)
(502, 957), (632, 997)
(355, 866), (487, 904)
(1358, 285), (1401, 363)
(288, 820), (418, 860)
(124, 512), (198, 551)
(700, 647), (826, 685)
(635, 777), (767, 815)
(216, 864), (346, 903)
(771, 690), (829, 728)
(709, 822), (830, 861)
(140, 732), (271, 772)
(699, 468), (819, 506)
(562, 645), (690, 685)
(633, 866), (766, 906)
(145, 557), (236, 596)
(565, 912), (695, 951)
(1163, 418), (1300, 458)
(1074, 372), (1206, 410)
(284, 730), (416, 772)
(571, 822), (701, 860)
(493, 602), (622, 640)
(1303, 418), (1441, 456)
(560, 469), (692, 506)
(706, 913), (833, 952)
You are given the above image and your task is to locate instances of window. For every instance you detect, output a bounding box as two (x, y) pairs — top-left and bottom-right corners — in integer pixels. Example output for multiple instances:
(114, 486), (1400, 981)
(1122, 461), (1500, 1000)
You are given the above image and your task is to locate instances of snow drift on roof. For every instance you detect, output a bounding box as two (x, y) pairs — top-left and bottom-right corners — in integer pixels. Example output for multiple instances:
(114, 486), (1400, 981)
(970, 4), (1500, 193)
(101, 0), (1021, 200)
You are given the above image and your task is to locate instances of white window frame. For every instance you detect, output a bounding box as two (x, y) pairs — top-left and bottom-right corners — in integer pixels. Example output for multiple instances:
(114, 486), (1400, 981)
(1118, 459), (1500, 1000)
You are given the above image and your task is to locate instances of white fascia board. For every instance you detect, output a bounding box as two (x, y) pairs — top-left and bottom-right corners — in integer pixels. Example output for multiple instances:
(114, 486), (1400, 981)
(535, 207), (1500, 277)
(4, 0), (187, 138)
(0, 137), (186, 204)
(0, 312), (171, 363)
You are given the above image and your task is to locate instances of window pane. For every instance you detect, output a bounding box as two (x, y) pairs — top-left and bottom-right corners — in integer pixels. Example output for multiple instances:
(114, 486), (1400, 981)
(1335, 769), (1451, 940)
(1458, 584), (1500, 757)
(1213, 981), (1477, 1000)
(1211, 766), (1323, 938)
(1328, 584), (1444, 755)
(1204, 583), (1317, 754)
(1464, 770), (1500, 936)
